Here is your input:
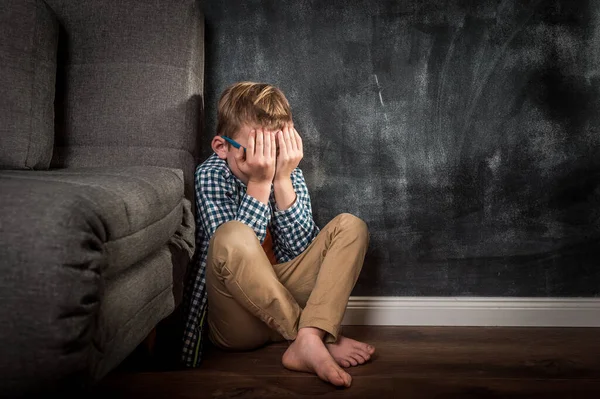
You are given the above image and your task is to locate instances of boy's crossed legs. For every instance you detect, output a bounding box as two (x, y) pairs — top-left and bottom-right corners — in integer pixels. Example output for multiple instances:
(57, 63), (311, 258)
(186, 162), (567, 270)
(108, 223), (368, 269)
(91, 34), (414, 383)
(206, 213), (374, 387)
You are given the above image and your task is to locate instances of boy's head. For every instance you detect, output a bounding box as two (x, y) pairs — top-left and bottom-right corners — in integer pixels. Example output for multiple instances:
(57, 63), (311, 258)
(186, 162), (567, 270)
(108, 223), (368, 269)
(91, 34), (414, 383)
(212, 82), (293, 181)
(217, 81), (292, 140)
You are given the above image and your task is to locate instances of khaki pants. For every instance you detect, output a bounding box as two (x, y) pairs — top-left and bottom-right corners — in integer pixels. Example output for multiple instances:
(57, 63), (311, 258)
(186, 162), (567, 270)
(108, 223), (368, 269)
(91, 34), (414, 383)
(206, 213), (369, 350)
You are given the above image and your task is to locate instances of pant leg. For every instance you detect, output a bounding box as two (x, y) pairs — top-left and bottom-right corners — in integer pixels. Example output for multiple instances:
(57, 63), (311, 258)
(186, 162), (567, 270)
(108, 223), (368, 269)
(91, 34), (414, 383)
(206, 221), (300, 350)
(275, 213), (369, 343)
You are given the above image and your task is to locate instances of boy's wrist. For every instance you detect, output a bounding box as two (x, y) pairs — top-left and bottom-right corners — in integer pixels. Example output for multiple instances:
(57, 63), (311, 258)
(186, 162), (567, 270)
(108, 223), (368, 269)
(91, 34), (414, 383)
(273, 175), (292, 186)
(246, 180), (272, 204)
(273, 176), (296, 211)
(248, 177), (272, 186)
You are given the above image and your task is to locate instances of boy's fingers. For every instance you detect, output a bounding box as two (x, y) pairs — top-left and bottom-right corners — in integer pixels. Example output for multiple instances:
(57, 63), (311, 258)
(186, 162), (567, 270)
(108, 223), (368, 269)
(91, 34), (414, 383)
(285, 128), (296, 152)
(294, 128), (303, 154)
(289, 122), (299, 152)
(248, 129), (256, 156)
(283, 122), (290, 139)
(288, 121), (296, 150)
(271, 131), (277, 159)
(255, 129), (264, 157)
(281, 130), (290, 156)
(278, 131), (287, 157)
(264, 129), (271, 158)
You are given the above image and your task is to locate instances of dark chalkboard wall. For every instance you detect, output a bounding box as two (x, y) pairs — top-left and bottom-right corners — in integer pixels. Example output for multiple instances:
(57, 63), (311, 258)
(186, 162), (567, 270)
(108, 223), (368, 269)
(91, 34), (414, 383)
(202, 0), (600, 297)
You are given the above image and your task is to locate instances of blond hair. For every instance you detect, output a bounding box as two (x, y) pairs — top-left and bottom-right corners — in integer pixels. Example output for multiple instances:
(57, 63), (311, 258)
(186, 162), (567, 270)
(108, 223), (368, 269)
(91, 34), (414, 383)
(217, 82), (292, 138)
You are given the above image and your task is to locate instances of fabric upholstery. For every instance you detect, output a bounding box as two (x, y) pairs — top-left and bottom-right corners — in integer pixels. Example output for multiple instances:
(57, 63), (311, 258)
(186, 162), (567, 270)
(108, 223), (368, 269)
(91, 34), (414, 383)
(0, 167), (186, 275)
(0, 167), (195, 394)
(0, 0), (58, 169)
(46, 0), (204, 198)
(93, 244), (185, 380)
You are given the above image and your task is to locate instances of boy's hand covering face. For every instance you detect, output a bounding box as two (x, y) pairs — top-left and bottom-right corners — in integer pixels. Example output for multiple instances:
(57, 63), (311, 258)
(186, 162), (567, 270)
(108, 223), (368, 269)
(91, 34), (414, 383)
(234, 128), (277, 184)
(275, 122), (303, 180)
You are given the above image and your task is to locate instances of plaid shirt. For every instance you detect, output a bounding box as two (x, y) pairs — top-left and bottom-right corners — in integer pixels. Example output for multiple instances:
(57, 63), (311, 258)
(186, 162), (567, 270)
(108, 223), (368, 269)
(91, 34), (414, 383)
(182, 153), (320, 367)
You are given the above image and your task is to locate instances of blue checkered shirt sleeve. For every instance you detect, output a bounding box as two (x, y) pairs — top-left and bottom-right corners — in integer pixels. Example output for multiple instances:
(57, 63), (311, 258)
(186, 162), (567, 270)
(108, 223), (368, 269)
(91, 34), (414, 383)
(271, 168), (320, 262)
(197, 168), (270, 242)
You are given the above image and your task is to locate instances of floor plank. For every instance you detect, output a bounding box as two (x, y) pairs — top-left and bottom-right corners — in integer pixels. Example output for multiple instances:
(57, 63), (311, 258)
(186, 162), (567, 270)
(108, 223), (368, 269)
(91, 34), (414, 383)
(98, 326), (600, 398)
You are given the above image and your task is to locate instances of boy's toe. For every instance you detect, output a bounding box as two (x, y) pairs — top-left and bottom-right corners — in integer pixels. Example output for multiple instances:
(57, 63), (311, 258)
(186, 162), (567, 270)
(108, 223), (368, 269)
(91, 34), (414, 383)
(352, 352), (367, 364)
(354, 346), (371, 360)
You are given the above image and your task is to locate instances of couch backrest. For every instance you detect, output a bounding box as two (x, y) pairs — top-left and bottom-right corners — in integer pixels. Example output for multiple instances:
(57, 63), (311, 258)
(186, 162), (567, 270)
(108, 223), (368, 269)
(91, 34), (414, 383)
(46, 0), (204, 198)
(0, 0), (58, 170)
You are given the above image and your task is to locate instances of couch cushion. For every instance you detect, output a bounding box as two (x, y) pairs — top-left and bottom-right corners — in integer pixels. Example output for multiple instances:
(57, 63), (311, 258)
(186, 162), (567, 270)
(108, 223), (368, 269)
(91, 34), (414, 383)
(46, 0), (204, 199)
(0, 0), (58, 169)
(0, 166), (191, 393)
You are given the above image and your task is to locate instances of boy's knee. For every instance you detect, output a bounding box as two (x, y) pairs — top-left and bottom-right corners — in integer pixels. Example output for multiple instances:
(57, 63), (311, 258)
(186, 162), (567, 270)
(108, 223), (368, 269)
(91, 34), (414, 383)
(335, 213), (369, 243)
(211, 221), (261, 257)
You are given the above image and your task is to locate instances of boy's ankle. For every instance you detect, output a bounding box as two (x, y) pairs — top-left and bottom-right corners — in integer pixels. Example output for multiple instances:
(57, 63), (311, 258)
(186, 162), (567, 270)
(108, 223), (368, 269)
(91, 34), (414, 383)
(297, 327), (326, 340)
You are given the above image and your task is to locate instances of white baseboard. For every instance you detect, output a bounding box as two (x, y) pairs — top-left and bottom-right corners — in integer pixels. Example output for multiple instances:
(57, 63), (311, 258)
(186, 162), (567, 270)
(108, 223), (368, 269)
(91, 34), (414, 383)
(342, 296), (600, 327)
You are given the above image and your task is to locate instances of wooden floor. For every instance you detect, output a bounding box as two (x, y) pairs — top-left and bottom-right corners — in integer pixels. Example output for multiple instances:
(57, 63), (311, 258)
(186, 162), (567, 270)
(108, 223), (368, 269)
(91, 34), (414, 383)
(97, 326), (600, 398)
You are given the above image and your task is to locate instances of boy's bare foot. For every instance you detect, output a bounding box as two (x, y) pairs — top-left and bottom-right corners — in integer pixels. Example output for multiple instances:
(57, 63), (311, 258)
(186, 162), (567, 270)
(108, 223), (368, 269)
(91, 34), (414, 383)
(326, 335), (375, 368)
(282, 328), (352, 388)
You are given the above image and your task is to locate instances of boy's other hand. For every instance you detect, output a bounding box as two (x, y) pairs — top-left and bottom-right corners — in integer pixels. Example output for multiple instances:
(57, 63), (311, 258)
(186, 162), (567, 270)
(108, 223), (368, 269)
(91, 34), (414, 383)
(275, 122), (303, 181)
(234, 128), (277, 185)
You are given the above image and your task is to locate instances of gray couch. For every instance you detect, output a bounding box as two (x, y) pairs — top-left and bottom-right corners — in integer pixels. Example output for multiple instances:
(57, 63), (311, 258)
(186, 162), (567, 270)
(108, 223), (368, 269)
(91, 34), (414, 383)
(0, 0), (203, 395)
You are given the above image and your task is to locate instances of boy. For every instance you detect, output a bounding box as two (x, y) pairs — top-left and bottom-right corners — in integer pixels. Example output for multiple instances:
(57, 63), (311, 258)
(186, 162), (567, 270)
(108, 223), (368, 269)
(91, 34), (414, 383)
(182, 82), (374, 387)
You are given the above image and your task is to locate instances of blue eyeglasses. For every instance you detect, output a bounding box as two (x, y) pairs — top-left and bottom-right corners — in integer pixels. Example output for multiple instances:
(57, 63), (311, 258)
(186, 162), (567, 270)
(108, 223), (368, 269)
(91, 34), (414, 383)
(222, 136), (246, 152)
